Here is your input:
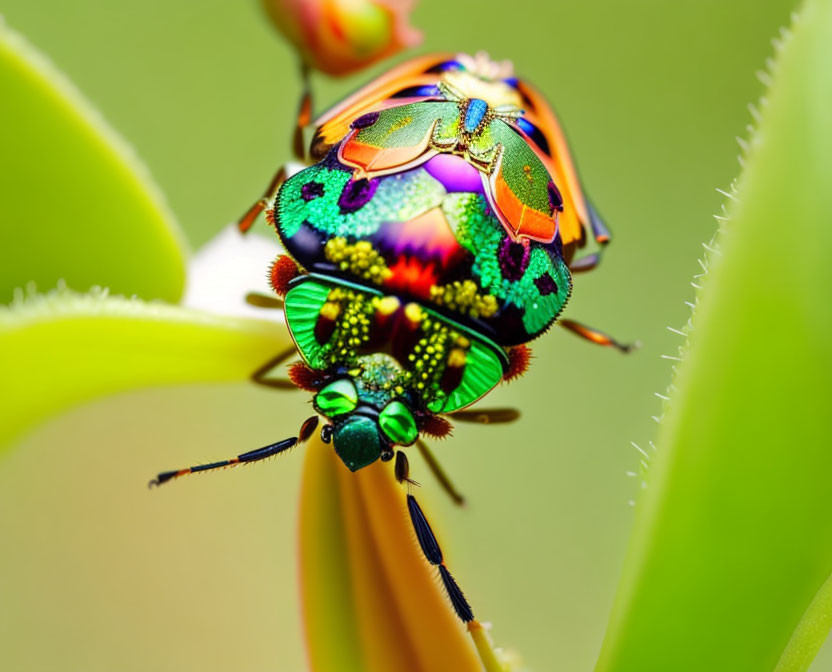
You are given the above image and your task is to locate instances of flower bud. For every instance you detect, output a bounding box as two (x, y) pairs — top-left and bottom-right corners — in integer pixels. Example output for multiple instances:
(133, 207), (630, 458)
(262, 0), (421, 76)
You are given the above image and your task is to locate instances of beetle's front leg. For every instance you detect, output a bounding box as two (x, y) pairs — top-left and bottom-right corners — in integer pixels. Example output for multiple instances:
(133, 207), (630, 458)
(238, 64), (314, 234)
(394, 451), (474, 623)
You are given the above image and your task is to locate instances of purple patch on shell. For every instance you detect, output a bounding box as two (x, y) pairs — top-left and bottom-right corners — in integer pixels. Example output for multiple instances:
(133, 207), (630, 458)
(338, 177), (379, 213)
(424, 154), (484, 193)
(534, 274), (558, 296)
(497, 237), (531, 282)
(547, 180), (564, 213)
(351, 111), (380, 129)
(301, 181), (325, 201)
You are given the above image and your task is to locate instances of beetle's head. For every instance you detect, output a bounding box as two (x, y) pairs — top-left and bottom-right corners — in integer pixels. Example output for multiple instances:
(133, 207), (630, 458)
(312, 359), (419, 472)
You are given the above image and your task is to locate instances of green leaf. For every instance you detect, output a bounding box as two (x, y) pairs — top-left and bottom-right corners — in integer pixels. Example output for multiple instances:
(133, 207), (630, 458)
(0, 285), (290, 451)
(0, 22), (187, 304)
(775, 571), (832, 672)
(595, 1), (832, 670)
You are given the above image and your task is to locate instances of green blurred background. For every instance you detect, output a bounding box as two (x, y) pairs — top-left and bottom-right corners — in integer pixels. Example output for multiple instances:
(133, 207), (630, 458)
(0, 1), (815, 670)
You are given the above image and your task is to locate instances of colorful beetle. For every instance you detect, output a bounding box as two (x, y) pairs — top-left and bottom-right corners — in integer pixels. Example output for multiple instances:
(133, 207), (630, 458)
(150, 52), (630, 625)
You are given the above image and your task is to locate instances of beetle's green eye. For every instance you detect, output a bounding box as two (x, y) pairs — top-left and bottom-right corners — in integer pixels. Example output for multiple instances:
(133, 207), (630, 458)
(378, 400), (418, 445)
(314, 379), (358, 417)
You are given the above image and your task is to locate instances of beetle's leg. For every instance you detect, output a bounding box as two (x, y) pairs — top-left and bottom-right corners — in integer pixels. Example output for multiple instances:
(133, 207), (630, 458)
(559, 318), (638, 353)
(240, 61), (312, 233)
(148, 417), (318, 487)
(450, 408), (520, 425)
(415, 410), (517, 506)
(394, 452), (475, 623)
(570, 202), (609, 272)
(568, 253), (601, 273)
(394, 451), (420, 487)
(245, 292), (285, 310)
(236, 64), (313, 233)
(586, 200), (611, 246)
(237, 165), (288, 234)
(415, 439), (465, 506)
(293, 62), (313, 162)
(251, 346), (300, 390)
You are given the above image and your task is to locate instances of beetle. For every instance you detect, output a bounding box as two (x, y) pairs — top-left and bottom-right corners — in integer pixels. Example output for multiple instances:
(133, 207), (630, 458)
(150, 51), (631, 625)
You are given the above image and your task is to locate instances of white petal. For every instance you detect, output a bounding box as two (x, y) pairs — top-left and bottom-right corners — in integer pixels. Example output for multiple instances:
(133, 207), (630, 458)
(182, 224), (285, 322)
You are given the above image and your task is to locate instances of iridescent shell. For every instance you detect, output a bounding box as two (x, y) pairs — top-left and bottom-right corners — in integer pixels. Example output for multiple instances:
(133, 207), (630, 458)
(274, 53), (607, 415)
(276, 151), (571, 345)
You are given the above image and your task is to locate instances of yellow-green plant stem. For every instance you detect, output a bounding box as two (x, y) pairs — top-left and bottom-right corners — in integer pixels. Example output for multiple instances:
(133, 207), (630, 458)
(0, 286), (289, 451)
(468, 621), (507, 672)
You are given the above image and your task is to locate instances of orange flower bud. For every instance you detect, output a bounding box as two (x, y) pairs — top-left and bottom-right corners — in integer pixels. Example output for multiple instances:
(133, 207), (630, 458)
(262, 0), (422, 76)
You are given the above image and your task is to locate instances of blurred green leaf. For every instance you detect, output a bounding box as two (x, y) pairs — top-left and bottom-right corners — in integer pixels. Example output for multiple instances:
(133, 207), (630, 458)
(595, 1), (832, 670)
(0, 22), (187, 304)
(775, 571), (832, 672)
(0, 286), (289, 451)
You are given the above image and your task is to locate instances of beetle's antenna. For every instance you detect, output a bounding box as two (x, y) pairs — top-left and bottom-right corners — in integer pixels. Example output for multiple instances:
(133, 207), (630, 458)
(148, 416), (319, 487)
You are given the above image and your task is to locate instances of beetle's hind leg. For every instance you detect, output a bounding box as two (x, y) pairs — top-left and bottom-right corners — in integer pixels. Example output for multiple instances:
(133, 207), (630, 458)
(393, 451), (474, 623)
(559, 318), (638, 353)
(450, 408), (520, 425)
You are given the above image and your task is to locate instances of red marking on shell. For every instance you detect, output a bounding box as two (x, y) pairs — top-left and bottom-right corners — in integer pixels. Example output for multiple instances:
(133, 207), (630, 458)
(439, 360), (465, 394)
(385, 256), (440, 301)
(270, 255), (299, 296)
(504, 344), (532, 381)
(265, 209), (276, 227)
(313, 312), (337, 345)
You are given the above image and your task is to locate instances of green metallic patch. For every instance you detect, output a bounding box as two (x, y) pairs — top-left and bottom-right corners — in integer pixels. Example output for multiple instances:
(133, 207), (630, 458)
(446, 192), (572, 335)
(354, 101), (458, 149)
(283, 280), (332, 369)
(490, 121), (552, 213)
(433, 113), (461, 145)
(285, 276), (382, 372)
(467, 123), (498, 164)
(334, 415), (382, 472)
(446, 192), (504, 290)
(314, 378), (358, 417)
(427, 338), (504, 413)
(379, 400), (418, 445)
(286, 275), (507, 414)
(514, 249), (572, 335)
(276, 163), (445, 241)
